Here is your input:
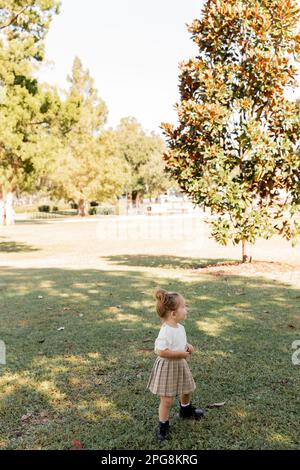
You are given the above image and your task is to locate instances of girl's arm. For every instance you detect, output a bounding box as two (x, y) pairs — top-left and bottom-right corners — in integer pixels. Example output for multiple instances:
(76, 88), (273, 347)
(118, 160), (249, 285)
(155, 349), (190, 359)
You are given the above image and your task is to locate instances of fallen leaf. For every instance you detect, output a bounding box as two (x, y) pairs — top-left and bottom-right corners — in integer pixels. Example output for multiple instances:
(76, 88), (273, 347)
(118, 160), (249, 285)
(63, 307), (71, 311)
(288, 324), (295, 329)
(38, 296), (43, 299)
(79, 314), (83, 317)
(142, 338), (153, 343)
(57, 327), (65, 331)
(207, 402), (226, 408)
(137, 348), (153, 352)
(123, 328), (135, 331)
(71, 439), (84, 450)
(38, 339), (45, 344)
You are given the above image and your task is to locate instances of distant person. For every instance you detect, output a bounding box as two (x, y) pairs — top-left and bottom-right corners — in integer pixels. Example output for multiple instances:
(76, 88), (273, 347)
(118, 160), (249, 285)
(147, 288), (204, 442)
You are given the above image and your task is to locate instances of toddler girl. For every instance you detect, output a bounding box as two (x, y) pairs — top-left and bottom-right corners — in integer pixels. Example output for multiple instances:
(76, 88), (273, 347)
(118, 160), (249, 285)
(147, 288), (204, 442)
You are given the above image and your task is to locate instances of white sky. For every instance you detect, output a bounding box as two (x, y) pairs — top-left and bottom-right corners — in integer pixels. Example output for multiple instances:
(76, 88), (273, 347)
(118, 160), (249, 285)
(39, 0), (300, 135)
(38, 0), (204, 134)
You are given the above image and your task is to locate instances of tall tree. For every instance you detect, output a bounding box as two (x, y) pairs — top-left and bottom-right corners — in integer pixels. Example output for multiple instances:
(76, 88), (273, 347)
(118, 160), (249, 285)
(0, 0), (61, 211)
(115, 117), (169, 205)
(50, 57), (127, 215)
(162, 0), (300, 261)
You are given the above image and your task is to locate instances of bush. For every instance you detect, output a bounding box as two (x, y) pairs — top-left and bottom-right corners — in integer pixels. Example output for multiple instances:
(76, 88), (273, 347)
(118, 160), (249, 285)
(88, 207), (97, 215)
(52, 206), (58, 212)
(97, 206), (114, 215)
(38, 205), (50, 213)
(90, 201), (99, 207)
(70, 202), (78, 210)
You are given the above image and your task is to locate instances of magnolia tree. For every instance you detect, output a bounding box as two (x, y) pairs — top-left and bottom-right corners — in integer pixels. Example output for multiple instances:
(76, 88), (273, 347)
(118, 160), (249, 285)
(162, 0), (300, 262)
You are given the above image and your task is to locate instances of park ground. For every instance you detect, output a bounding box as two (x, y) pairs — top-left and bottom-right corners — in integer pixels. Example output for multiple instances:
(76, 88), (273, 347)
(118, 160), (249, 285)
(0, 214), (299, 450)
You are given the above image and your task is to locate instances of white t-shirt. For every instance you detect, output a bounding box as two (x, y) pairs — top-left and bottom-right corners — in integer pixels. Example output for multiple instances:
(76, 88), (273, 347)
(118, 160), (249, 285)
(154, 323), (187, 353)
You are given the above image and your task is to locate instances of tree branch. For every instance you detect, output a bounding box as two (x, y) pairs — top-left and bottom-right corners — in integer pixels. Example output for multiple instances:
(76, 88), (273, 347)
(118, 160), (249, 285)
(0, 5), (31, 31)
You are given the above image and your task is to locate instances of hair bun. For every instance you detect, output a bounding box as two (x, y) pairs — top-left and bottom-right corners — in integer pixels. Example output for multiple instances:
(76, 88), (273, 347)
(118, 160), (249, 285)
(154, 288), (169, 304)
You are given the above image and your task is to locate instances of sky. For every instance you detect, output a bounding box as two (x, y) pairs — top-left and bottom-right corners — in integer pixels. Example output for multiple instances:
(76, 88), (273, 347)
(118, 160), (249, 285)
(39, 0), (300, 135)
(38, 0), (205, 134)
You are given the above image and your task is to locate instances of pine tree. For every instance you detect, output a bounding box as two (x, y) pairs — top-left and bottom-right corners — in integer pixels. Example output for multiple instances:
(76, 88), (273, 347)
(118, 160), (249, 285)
(0, 0), (61, 211)
(51, 57), (128, 215)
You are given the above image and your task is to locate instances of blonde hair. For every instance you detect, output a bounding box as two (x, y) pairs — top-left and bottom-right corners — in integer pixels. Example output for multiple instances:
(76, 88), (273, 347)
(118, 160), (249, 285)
(154, 288), (183, 319)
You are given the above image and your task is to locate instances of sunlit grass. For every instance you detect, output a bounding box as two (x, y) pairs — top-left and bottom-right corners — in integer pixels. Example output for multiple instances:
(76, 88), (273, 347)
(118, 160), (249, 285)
(0, 220), (299, 449)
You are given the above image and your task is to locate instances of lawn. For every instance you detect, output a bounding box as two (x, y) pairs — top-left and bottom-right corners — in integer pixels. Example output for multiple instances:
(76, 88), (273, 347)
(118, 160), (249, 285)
(0, 216), (299, 450)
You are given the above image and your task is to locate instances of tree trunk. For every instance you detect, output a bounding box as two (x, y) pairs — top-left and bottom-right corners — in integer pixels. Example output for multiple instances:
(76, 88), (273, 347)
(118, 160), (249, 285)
(78, 199), (86, 217)
(5, 192), (15, 225)
(0, 191), (15, 226)
(242, 239), (252, 263)
(131, 191), (139, 208)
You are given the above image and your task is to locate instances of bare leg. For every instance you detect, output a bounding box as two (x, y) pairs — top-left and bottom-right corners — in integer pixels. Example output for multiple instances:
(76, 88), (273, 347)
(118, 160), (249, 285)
(159, 396), (173, 422)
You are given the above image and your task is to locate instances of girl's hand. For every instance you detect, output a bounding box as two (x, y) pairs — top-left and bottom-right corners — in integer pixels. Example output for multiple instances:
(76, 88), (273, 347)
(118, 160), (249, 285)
(186, 343), (194, 354)
(181, 351), (190, 359)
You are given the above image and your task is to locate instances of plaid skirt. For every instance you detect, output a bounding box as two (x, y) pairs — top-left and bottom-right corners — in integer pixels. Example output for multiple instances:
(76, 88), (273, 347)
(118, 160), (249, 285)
(147, 357), (196, 397)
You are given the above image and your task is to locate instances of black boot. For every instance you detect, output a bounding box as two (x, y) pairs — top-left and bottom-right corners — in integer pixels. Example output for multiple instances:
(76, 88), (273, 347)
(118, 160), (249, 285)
(156, 420), (170, 442)
(179, 403), (204, 419)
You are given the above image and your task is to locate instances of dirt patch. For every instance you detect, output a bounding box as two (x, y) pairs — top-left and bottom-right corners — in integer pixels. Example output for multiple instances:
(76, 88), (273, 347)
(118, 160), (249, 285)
(191, 261), (300, 275)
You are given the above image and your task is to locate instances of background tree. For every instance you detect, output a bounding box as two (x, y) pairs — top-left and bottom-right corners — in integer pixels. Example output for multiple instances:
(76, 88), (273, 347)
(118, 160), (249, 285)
(162, 0), (300, 262)
(115, 117), (171, 206)
(50, 57), (128, 216)
(139, 151), (176, 200)
(0, 0), (61, 212)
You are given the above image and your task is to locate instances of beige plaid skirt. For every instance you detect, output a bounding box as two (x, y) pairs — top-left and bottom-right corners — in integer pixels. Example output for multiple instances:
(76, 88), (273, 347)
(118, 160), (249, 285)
(147, 357), (196, 397)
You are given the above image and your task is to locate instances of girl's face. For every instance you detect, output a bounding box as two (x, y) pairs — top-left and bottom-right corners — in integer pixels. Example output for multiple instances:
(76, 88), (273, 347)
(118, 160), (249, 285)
(171, 296), (187, 322)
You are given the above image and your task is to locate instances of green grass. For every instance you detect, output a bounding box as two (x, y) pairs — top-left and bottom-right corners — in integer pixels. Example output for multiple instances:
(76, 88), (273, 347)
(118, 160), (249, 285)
(0, 219), (299, 449)
(0, 266), (299, 449)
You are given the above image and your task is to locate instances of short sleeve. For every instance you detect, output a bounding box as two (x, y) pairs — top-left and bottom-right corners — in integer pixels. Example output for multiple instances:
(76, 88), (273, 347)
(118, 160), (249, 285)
(154, 327), (171, 351)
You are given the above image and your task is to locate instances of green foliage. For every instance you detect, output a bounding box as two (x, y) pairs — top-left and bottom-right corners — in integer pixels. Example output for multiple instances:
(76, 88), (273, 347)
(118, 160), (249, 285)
(48, 57), (128, 206)
(38, 205), (50, 212)
(0, 0), (61, 196)
(114, 117), (172, 200)
(162, 0), (300, 250)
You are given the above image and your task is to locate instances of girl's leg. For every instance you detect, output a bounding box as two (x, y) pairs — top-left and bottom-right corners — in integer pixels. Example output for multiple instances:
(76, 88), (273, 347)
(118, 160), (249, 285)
(180, 393), (191, 405)
(159, 396), (173, 422)
(179, 393), (204, 419)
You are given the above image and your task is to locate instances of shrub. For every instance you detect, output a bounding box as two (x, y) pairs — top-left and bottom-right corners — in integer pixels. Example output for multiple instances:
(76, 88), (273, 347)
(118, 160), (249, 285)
(38, 205), (50, 212)
(88, 207), (97, 215)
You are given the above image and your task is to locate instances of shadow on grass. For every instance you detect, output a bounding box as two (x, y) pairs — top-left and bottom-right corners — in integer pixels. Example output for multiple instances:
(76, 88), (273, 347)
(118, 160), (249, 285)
(102, 254), (238, 269)
(0, 265), (299, 450)
(0, 241), (39, 253)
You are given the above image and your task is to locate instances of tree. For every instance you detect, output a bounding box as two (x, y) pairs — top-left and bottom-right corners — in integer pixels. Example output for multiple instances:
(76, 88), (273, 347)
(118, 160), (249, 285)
(0, 0), (61, 216)
(139, 151), (176, 200)
(115, 117), (170, 205)
(50, 57), (128, 215)
(161, 0), (300, 262)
